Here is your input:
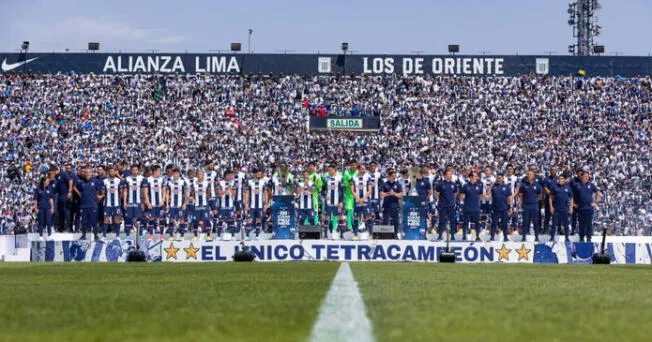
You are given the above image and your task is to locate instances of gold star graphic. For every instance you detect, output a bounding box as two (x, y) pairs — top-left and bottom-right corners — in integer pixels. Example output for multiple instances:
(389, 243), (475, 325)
(496, 244), (511, 261)
(184, 243), (200, 260)
(516, 244), (531, 261)
(164, 242), (180, 260)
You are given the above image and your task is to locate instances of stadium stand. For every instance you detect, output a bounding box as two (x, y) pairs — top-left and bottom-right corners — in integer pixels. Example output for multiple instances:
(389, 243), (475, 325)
(0, 73), (650, 235)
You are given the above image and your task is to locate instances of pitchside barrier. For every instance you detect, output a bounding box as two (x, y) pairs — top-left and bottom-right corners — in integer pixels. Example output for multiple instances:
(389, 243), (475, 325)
(9, 195), (652, 264)
(26, 239), (652, 264)
(30, 238), (162, 262)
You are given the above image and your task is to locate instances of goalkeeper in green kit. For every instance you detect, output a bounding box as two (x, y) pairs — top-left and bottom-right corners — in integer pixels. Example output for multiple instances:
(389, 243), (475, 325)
(307, 162), (322, 224)
(342, 161), (358, 232)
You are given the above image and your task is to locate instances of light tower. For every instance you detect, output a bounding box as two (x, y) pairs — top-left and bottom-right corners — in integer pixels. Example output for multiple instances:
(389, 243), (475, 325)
(567, 0), (602, 56)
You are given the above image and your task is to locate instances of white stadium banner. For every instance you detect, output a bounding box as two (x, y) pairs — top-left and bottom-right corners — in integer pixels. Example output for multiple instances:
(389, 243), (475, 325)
(160, 240), (536, 263)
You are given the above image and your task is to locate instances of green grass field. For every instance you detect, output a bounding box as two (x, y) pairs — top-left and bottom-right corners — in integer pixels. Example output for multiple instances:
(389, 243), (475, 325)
(1, 263), (651, 342)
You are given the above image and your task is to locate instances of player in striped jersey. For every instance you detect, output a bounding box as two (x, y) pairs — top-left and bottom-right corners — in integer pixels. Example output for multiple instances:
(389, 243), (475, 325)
(183, 169), (197, 231)
(294, 170), (315, 226)
(322, 164), (344, 236)
(505, 165), (520, 198)
(244, 169), (271, 238)
(232, 164), (247, 215)
(121, 165), (150, 237)
(166, 168), (188, 240)
(505, 164), (520, 233)
(367, 162), (383, 224)
(218, 170), (238, 236)
(203, 161), (219, 235)
(351, 164), (372, 237)
(95, 166), (107, 234)
(190, 171), (212, 240)
(481, 166), (496, 208)
(99, 165), (122, 239)
(146, 165), (166, 239)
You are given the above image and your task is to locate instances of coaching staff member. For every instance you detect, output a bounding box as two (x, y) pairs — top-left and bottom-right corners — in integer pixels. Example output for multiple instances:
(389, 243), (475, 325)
(435, 168), (458, 241)
(519, 170), (543, 242)
(380, 170), (403, 239)
(573, 171), (602, 242)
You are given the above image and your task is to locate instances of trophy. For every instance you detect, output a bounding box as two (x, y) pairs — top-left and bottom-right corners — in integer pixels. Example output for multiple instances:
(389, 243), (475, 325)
(278, 165), (290, 195)
(408, 166), (419, 196)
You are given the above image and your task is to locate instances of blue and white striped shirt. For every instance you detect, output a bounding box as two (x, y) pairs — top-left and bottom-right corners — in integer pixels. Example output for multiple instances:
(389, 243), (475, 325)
(368, 171), (382, 200)
(167, 179), (186, 208)
(192, 180), (210, 207)
(296, 181), (315, 210)
(219, 180), (236, 209)
(354, 174), (371, 203)
(247, 178), (269, 210)
(323, 174), (343, 206)
(147, 176), (166, 207)
(205, 171), (218, 199)
(103, 177), (121, 207)
(124, 175), (148, 205)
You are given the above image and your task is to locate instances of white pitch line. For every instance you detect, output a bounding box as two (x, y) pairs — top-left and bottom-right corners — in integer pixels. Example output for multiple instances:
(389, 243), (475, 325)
(310, 262), (374, 342)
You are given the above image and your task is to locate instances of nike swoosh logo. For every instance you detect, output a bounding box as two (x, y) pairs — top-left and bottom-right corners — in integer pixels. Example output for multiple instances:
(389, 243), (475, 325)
(1, 57), (39, 72)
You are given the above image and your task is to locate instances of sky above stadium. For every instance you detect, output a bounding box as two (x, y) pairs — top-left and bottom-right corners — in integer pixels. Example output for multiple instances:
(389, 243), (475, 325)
(1, 0), (651, 55)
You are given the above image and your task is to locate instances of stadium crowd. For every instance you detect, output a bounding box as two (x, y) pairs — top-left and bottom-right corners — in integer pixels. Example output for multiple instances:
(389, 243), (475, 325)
(0, 72), (650, 236)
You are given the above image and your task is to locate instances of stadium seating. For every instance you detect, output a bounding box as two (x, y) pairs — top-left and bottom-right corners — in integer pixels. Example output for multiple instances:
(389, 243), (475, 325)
(0, 74), (650, 235)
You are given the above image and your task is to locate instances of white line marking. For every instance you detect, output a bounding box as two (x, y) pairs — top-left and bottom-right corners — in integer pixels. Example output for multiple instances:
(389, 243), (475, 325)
(310, 262), (374, 342)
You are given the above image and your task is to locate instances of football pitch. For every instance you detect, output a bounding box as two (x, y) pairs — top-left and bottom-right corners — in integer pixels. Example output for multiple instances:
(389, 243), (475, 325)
(1, 263), (651, 342)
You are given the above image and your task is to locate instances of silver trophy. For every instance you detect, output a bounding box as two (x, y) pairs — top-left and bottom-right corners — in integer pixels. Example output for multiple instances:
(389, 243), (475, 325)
(408, 166), (419, 196)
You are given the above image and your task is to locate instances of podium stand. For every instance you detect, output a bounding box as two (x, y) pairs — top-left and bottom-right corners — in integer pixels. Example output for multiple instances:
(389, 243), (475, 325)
(271, 195), (296, 239)
(402, 196), (427, 240)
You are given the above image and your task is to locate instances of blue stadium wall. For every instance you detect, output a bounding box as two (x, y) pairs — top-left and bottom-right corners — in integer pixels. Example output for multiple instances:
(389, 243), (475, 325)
(1, 53), (651, 76)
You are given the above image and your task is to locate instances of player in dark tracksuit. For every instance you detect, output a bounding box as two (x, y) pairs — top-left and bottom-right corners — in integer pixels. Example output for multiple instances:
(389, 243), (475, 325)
(414, 170), (432, 199)
(549, 174), (573, 242)
(53, 166), (73, 232)
(73, 167), (103, 240)
(542, 166), (558, 235)
(569, 169), (584, 236)
(460, 172), (484, 241)
(519, 170), (543, 242)
(94, 166), (107, 232)
(33, 177), (55, 238)
(572, 171), (602, 242)
(435, 169), (458, 241)
(414, 170), (432, 236)
(65, 164), (82, 233)
(490, 174), (513, 241)
(380, 171), (403, 238)
(521, 165), (545, 232)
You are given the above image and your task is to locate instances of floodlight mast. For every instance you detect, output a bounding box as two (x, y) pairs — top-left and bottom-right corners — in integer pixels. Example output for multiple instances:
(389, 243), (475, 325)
(568, 0), (602, 56)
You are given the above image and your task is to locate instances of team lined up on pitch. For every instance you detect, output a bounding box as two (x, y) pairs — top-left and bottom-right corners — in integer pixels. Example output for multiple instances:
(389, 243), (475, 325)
(33, 160), (600, 243)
